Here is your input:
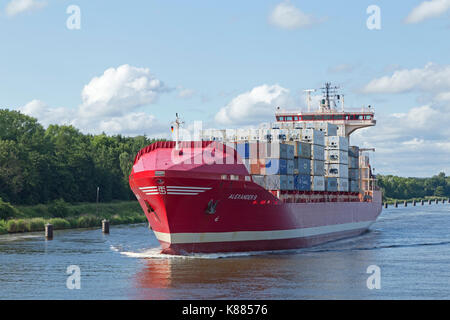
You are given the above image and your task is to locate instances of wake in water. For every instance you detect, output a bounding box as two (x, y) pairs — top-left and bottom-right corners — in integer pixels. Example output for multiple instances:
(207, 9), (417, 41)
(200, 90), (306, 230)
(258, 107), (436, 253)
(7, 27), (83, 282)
(111, 245), (302, 260)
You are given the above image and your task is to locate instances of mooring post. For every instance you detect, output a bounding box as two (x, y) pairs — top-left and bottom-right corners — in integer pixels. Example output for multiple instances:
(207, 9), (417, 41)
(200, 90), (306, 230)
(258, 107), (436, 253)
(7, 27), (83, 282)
(394, 201), (398, 208)
(413, 200), (416, 206)
(404, 201), (407, 207)
(428, 199), (432, 205)
(435, 199), (439, 204)
(102, 219), (110, 234)
(384, 202), (388, 209)
(421, 200), (424, 205)
(45, 224), (53, 240)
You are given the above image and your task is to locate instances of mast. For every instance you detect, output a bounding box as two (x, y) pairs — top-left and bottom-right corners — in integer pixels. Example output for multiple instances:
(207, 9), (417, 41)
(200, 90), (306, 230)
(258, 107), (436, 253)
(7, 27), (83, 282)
(171, 113), (184, 150)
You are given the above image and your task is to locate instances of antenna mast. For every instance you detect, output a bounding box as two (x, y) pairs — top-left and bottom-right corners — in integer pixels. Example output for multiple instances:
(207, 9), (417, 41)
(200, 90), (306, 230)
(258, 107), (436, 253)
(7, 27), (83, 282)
(304, 89), (315, 112)
(171, 113), (184, 150)
(320, 82), (340, 111)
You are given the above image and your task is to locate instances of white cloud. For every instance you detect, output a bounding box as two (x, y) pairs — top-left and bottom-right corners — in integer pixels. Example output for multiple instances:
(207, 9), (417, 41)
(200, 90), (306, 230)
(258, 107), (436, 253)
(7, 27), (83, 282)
(79, 64), (169, 118)
(351, 104), (450, 176)
(362, 63), (450, 94)
(19, 100), (73, 127)
(18, 65), (174, 136)
(177, 86), (195, 99)
(215, 84), (292, 126)
(269, 1), (318, 29)
(405, 0), (450, 24)
(5, 0), (47, 17)
(328, 64), (356, 74)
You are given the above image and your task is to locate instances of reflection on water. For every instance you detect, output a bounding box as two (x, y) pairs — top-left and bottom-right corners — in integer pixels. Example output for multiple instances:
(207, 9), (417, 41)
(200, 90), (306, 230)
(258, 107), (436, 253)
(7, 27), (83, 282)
(1, 204), (450, 299)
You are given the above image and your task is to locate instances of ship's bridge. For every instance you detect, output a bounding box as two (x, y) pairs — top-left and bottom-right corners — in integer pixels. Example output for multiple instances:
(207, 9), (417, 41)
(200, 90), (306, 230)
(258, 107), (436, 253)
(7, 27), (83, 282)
(275, 107), (376, 137)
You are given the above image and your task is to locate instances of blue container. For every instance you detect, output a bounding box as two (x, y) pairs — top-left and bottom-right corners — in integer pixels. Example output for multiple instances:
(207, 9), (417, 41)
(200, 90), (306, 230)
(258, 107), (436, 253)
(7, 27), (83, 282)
(294, 174), (311, 191)
(296, 158), (311, 175)
(264, 158), (287, 175)
(236, 142), (250, 159)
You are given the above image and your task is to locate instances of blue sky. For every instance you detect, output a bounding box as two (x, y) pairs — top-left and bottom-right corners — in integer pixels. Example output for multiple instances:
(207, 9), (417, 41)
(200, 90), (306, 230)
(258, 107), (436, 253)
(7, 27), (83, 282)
(1, 0), (450, 177)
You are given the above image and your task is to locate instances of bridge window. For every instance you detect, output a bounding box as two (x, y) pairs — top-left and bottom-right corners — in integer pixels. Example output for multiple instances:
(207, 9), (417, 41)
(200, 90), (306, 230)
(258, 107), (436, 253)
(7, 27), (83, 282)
(313, 115), (323, 120)
(334, 115), (344, 120)
(302, 115), (314, 120)
(293, 116), (299, 121)
(286, 116), (293, 121)
(323, 115), (333, 120)
(364, 115), (372, 120)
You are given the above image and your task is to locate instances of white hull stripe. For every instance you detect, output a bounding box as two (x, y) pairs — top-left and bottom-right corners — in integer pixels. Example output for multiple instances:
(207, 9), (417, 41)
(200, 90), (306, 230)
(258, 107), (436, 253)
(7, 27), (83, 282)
(153, 220), (374, 244)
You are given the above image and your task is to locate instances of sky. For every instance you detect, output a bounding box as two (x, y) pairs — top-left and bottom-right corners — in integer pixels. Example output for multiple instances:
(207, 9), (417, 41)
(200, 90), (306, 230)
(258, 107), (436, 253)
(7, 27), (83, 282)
(1, 0), (450, 177)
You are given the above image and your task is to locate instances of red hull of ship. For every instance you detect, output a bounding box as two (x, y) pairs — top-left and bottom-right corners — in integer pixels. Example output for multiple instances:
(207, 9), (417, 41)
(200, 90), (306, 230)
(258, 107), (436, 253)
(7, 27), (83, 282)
(129, 141), (382, 255)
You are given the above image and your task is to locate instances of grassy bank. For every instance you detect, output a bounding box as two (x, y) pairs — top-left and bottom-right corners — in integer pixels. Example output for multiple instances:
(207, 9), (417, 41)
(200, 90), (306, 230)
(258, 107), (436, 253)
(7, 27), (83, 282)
(0, 200), (146, 235)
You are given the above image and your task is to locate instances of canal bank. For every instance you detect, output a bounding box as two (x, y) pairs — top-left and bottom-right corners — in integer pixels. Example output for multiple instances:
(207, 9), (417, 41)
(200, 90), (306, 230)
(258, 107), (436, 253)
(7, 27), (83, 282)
(0, 201), (146, 235)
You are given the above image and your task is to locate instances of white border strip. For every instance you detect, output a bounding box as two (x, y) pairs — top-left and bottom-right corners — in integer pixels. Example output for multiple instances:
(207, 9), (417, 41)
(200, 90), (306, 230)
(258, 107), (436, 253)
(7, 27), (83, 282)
(153, 220), (374, 244)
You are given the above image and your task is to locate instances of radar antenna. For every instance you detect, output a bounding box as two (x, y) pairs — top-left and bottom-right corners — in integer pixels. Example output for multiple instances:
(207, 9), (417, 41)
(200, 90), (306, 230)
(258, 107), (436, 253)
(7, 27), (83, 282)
(171, 113), (185, 150)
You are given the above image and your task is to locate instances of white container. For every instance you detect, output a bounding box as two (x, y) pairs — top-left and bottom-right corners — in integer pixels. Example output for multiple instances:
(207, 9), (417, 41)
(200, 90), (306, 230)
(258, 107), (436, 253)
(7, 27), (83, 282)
(301, 129), (325, 146)
(325, 163), (349, 178)
(325, 136), (349, 151)
(225, 129), (237, 141)
(252, 175), (266, 188)
(337, 178), (349, 192)
(236, 129), (249, 141)
(311, 159), (325, 176)
(248, 129), (260, 141)
(325, 149), (348, 164)
(294, 122), (306, 130)
(311, 176), (325, 191)
(360, 155), (370, 167)
(311, 144), (325, 161)
(288, 129), (302, 141)
(271, 122), (281, 129)
(314, 122), (338, 136)
(265, 175), (289, 190)
(337, 125), (346, 137)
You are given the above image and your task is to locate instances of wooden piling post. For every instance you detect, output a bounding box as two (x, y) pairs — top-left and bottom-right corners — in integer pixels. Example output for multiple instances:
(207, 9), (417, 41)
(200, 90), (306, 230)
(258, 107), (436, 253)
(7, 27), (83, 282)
(45, 224), (53, 240)
(404, 201), (407, 207)
(421, 200), (424, 205)
(102, 219), (110, 234)
(394, 201), (398, 208)
(435, 199), (439, 204)
(413, 200), (416, 206)
(384, 202), (388, 209)
(428, 199), (432, 205)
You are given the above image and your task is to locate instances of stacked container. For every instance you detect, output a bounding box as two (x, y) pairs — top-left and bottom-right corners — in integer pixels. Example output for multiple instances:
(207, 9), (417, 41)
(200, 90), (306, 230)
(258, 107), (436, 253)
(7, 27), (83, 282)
(325, 136), (349, 192)
(301, 129), (325, 191)
(348, 146), (360, 192)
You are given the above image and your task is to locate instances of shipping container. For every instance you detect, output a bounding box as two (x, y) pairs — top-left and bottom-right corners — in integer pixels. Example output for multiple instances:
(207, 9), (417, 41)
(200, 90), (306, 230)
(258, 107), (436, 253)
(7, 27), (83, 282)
(287, 129), (302, 141)
(325, 149), (349, 164)
(287, 159), (295, 175)
(293, 122), (306, 130)
(360, 155), (370, 167)
(265, 175), (289, 190)
(252, 175), (266, 188)
(294, 174), (311, 191)
(301, 129), (325, 146)
(295, 158), (311, 175)
(311, 159), (325, 176)
(325, 163), (349, 178)
(325, 177), (338, 192)
(287, 175), (295, 190)
(337, 178), (349, 192)
(348, 146), (360, 158)
(325, 136), (349, 151)
(350, 180), (360, 193)
(311, 144), (325, 161)
(264, 158), (288, 175)
(311, 176), (325, 191)
(348, 156), (359, 169)
(286, 141), (311, 159)
(262, 142), (294, 160)
(349, 168), (359, 181)
(314, 122), (338, 136)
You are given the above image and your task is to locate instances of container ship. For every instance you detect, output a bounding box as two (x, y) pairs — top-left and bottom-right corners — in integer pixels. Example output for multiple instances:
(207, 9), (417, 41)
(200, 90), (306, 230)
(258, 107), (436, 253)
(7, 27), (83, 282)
(129, 83), (382, 254)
